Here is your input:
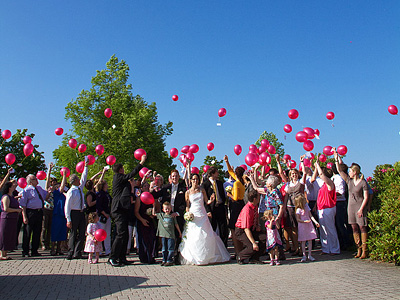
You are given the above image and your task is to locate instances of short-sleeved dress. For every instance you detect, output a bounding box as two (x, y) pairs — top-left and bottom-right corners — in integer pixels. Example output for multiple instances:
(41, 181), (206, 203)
(285, 181), (304, 228)
(346, 178), (368, 226)
(84, 222), (103, 253)
(296, 205), (317, 242)
(0, 195), (19, 251)
(265, 220), (283, 252)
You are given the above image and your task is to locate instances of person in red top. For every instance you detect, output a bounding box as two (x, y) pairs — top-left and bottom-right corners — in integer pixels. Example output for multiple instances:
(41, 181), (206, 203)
(311, 160), (340, 255)
(235, 190), (266, 264)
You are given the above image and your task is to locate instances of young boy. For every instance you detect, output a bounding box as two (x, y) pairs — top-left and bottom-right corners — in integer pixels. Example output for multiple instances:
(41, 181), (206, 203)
(154, 201), (182, 266)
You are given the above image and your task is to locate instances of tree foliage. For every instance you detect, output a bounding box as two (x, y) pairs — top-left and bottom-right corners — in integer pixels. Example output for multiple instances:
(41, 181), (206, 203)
(200, 155), (225, 181)
(53, 55), (174, 182)
(255, 131), (285, 169)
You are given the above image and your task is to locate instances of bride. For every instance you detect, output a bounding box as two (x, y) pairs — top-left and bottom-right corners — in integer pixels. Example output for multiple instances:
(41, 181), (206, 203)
(179, 173), (231, 265)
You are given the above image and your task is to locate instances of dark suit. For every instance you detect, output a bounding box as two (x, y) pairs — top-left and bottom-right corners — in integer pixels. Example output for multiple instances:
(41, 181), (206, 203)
(110, 164), (143, 262)
(202, 178), (229, 246)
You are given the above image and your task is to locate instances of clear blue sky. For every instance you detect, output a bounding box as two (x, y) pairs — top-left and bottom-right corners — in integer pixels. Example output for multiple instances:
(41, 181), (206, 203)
(1, 1), (399, 178)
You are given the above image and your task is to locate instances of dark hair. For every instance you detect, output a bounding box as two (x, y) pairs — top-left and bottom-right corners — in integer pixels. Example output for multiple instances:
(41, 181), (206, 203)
(208, 167), (218, 178)
(247, 190), (259, 202)
(269, 168), (279, 175)
(96, 180), (107, 192)
(331, 164), (339, 175)
(339, 163), (348, 173)
(88, 212), (98, 223)
(113, 163), (123, 174)
(224, 171), (231, 179)
(1, 181), (13, 195)
(322, 167), (333, 178)
(85, 179), (94, 190)
(234, 167), (245, 185)
(190, 173), (201, 184)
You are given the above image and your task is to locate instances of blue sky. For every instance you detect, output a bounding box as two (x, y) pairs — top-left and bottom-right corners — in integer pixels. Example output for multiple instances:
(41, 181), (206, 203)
(1, 1), (399, 178)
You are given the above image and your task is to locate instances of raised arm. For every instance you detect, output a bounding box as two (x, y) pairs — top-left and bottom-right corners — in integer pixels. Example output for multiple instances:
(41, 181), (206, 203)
(275, 154), (288, 183)
(333, 147), (348, 182)
(224, 155), (237, 181)
(45, 163), (54, 190)
(59, 171), (67, 193)
(314, 161), (335, 191)
(0, 168), (13, 190)
(249, 170), (266, 194)
(299, 156), (307, 184)
(92, 167), (107, 190)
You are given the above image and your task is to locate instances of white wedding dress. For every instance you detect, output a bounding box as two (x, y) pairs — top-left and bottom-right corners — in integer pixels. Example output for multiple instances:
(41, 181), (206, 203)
(179, 192), (231, 265)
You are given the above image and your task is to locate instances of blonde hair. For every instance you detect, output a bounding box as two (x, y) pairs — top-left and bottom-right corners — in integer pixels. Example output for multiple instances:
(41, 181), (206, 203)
(263, 209), (274, 221)
(295, 195), (307, 211)
(88, 212), (98, 223)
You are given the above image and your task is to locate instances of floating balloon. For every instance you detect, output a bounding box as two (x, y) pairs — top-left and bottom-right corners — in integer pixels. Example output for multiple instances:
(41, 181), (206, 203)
(181, 145), (190, 154)
(303, 158), (311, 167)
(23, 143), (34, 157)
(139, 167), (150, 178)
(68, 139), (78, 149)
(288, 109), (299, 120)
(295, 131), (308, 143)
(319, 154), (327, 163)
(140, 192), (154, 205)
(249, 144), (257, 153)
(234, 145), (242, 156)
(326, 111), (335, 120)
(104, 108), (113, 118)
(1, 130), (11, 140)
(60, 167), (71, 177)
(55, 128), (64, 136)
(303, 140), (314, 152)
(172, 95), (179, 102)
(207, 143), (214, 151)
(326, 162), (333, 169)
(259, 152), (271, 166)
(218, 108), (227, 118)
(189, 144), (199, 153)
(186, 152), (195, 162)
(87, 155), (96, 165)
(191, 167), (199, 174)
(263, 165), (271, 173)
(203, 165), (211, 173)
(17, 178), (27, 189)
(288, 160), (296, 169)
(36, 171), (46, 180)
(239, 164), (248, 171)
(245, 153), (258, 167)
(283, 124), (292, 133)
(309, 153), (315, 160)
(303, 127), (315, 140)
(267, 144), (276, 154)
(337, 145), (348, 156)
(179, 154), (186, 164)
(283, 154), (291, 162)
(266, 155), (272, 165)
(94, 229), (107, 242)
(388, 105), (398, 115)
(106, 155), (116, 165)
(314, 129), (320, 137)
(23, 136), (32, 144)
(261, 139), (270, 148)
(78, 144), (87, 153)
(5, 153), (16, 165)
(134, 149), (147, 160)
(76, 161), (85, 173)
(323, 146), (333, 156)
(95, 144), (105, 156)
(258, 146), (266, 154)
(170, 148), (179, 158)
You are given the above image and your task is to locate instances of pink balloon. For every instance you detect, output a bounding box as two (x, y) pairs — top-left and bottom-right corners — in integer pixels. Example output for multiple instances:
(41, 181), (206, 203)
(139, 167), (150, 178)
(283, 124), (292, 133)
(245, 153), (258, 167)
(234, 145), (242, 156)
(207, 143), (214, 151)
(314, 129), (320, 137)
(261, 139), (270, 148)
(303, 158), (311, 167)
(218, 108), (227, 118)
(181, 145), (190, 154)
(191, 167), (199, 174)
(60, 167), (71, 177)
(140, 192), (154, 205)
(337, 145), (348, 156)
(23, 136), (32, 144)
(104, 108), (113, 118)
(327, 162), (333, 169)
(36, 171), (46, 180)
(259, 152), (270, 166)
(134, 149), (147, 160)
(186, 152), (195, 162)
(239, 164), (248, 171)
(288, 109), (299, 120)
(258, 146), (266, 154)
(1, 130), (11, 140)
(95, 144), (105, 156)
(17, 178), (27, 189)
(68, 139), (78, 149)
(55, 128), (64, 136)
(179, 154), (186, 164)
(172, 95), (179, 101)
(249, 144), (257, 153)
(106, 155), (116, 165)
(326, 111), (335, 120)
(266, 155), (271, 165)
(303, 140), (314, 152)
(170, 148), (179, 158)
(189, 144), (199, 153)
(203, 165), (211, 173)
(76, 161), (85, 173)
(87, 155), (96, 165)
(5, 153), (16, 165)
(288, 160), (296, 169)
(78, 144), (87, 153)
(267, 145), (276, 154)
(310, 153), (315, 160)
(94, 229), (107, 242)
(323, 146), (333, 156)
(319, 154), (327, 163)
(283, 154), (291, 162)
(295, 131), (308, 143)
(388, 105), (398, 115)
(303, 127), (315, 139)
(23, 143), (34, 157)
(263, 165), (271, 173)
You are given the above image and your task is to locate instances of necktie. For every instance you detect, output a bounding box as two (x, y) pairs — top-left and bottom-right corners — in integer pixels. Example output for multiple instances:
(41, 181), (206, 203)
(212, 181), (219, 205)
(34, 187), (45, 208)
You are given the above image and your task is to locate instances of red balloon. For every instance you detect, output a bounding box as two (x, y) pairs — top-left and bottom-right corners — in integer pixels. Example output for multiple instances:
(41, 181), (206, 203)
(283, 124), (292, 133)
(295, 131), (308, 143)
(218, 108), (227, 118)
(326, 162), (333, 169)
(303, 140), (314, 152)
(319, 154), (327, 163)
(249, 144), (257, 153)
(87, 155), (96, 165)
(239, 164), (248, 171)
(288, 109), (299, 120)
(309, 153), (315, 160)
(17, 178), (27, 189)
(170, 148), (179, 158)
(337, 145), (348, 156)
(266, 155), (272, 165)
(106, 155), (116, 165)
(104, 108), (113, 118)
(191, 167), (199, 174)
(303, 158), (311, 167)
(94, 229), (107, 242)
(203, 165), (210, 173)
(207, 143), (214, 151)
(172, 95), (179, 101)
(23, 136), (32, 144)
(263, 165), (271, 173)
(179, 154), (186, 164)
(388, 105), (398, 115)
(36, 171), (46, 180)
(141, 192), (154, 205)
(283, 154), (291, 161)
(181, 145), (190, 154)
(288, 160), (296, 169)
(139, 167), (149, 178)
(95, 144), (105, 156)
(189, 144), (199, 153)
(234, 145), (242, 156)
(134, 149), (147, 160)
(314, 129), (320, 137)
(60, 167), (71, 177)
(68, 139), (78, 149)
(261, 139), (270, 148)
(258, 146), (266, 154)
(1, 130), (11, 140)
(303, 127), (315, 139)
(245, 153), (258, 167)
(78, 144), (87, 153)
(259, 152), (270, 166)
(23, 143), (34, 157)
(326, 111), (335, 120)
(186, 152), (195, 162)
(267, 145), (276, 154)
(323, 146), (333, 156)
(55, 128), (64, 136)
(5, 153), (16, 165)
(76, 161), (85, 173)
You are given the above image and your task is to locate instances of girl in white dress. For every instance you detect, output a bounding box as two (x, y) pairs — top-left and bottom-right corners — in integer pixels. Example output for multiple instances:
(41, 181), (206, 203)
(179, 173), (231, 265)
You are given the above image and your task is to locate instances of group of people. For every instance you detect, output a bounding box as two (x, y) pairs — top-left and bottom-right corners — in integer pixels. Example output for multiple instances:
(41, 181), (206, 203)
(0, 146), (372, 266)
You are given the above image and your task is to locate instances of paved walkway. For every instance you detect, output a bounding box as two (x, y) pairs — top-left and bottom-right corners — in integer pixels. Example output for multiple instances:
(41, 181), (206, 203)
(0, 248), (399, 300)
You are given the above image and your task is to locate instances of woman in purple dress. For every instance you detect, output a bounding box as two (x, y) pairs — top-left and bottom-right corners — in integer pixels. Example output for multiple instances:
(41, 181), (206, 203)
(0, 181), (22, 260)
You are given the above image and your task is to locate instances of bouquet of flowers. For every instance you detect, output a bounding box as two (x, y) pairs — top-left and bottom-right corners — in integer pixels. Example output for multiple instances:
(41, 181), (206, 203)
(225, 186), (232, 194)
(184, 212), (194, 222)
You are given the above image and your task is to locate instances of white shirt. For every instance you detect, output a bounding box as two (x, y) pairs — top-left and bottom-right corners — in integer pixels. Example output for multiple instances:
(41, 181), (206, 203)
(64, 167), (88, 222)
(332, 174), (346, 201)
(171, 183), (178, 208)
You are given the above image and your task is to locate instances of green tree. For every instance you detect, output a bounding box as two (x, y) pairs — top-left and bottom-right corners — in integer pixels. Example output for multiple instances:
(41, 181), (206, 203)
(53, 55), (174, 182)
(200, 155), (225, 181)
(0, 129), (46, 179)
(255, 131), (285, 169)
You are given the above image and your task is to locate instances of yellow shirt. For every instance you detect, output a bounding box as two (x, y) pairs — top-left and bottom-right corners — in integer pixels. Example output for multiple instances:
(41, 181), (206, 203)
(228, 165), (245, 201)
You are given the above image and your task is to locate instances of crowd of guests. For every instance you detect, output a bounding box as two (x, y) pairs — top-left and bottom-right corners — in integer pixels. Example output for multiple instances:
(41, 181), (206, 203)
(0, 146), (372, 266)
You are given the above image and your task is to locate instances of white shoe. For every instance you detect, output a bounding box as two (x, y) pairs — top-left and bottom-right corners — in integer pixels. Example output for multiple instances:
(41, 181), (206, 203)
(308, 255), (315, 261)
(300, 256), (307, 262)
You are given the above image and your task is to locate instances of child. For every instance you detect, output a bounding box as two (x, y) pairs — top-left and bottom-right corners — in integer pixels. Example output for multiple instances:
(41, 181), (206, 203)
(295, 195), (320, 262)
(84, 212), (103, 264)
(264, 209), (283, 266)
(154, 202), (182, 266)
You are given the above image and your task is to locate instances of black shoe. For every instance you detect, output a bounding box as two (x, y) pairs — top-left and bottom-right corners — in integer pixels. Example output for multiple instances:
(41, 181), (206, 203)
(108, 258), (122, 267)
(66, 254), (73, 260)
(73, 254), (83, 260)
(164, 262), (174, 266)
(22, 252), (29, 258)
(31, 252), (42, 257)
(237, 260), (245, 265)
(249, 259), (264, 265)
(119, 259), (133, 265)
(161, 262), (166, 266)
(230, 254), (237, 261)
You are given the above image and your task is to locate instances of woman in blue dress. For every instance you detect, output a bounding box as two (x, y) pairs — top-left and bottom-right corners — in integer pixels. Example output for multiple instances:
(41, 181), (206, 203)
(50, 172), (67, 255)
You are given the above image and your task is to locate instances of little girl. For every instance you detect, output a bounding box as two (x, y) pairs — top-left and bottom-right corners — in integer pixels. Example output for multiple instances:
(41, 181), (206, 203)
(295, 195), (320, 262)
(264, 210), (283, 266)
(84, 212), (103, 264)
